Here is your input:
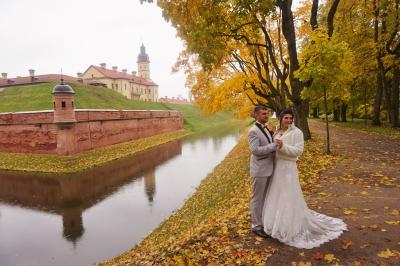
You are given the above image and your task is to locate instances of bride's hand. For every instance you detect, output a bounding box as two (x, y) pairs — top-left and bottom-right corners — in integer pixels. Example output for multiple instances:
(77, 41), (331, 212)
(274, 139), (283, 148)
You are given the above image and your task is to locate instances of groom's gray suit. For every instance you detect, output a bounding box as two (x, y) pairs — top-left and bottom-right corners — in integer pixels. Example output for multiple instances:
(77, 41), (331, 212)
(248, 122), (276, 231)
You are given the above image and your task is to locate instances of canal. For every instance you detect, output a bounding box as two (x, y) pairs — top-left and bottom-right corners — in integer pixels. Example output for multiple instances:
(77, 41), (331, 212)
(0, 126), (244, 266)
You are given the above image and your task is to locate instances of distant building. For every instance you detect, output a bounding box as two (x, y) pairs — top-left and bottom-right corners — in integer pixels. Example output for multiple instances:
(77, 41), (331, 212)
(81, 44), (158, 102)
(159, 96), (192, 105)
(0, 70), (78, 88)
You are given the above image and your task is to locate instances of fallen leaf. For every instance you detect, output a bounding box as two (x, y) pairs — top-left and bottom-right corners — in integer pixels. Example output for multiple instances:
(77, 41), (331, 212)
(368, 224), (379, 231)
(343, 208), (358, 215)
(324, 253), (336, 262)
(341, 240), (353, 249)
(377, 249), (396, 258)
(311, 252), (324, 260)
(385, 220), (400, 225)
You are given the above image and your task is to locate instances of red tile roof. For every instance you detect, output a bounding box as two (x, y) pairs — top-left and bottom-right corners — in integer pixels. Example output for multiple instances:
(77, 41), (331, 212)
(159, 96), (192, 105)
(0, 74), (79, 88)
(88, 65), (158, 86)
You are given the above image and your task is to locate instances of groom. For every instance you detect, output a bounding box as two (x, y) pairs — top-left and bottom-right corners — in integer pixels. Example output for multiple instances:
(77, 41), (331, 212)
(248, 106), (281, 238)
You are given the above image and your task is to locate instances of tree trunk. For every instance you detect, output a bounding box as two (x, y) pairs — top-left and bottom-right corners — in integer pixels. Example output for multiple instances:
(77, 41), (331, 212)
(372, 0), (383, 126)
(277, 0), (311, 140)
(323, 87), (331, 154)
(327, 0), (341, 37)
(293, 101), (312, 140)
(372, 63), (384, 125)
(364, 85), (368, 125)
(390, 66), (400, 127)
(341, 103), (348, 122)
(333, 108), (340, 121)
(384, 76), (393, 124)
(312, 106), (319, 118)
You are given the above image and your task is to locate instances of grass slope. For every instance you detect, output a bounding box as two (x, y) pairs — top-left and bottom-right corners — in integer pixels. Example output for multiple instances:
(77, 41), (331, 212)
(0, 82), (236, 131)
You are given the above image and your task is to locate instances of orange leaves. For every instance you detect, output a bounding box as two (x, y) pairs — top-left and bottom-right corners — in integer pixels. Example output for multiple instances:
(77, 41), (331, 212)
(324, 253), (339, 263)
(311, 252), (341, 264)
(341, 240), (353, 250)
(368, 224), (379, 231)
(343, 208), (358, 215)
(385, 220), (400, 225)
(311, 251), (324, 260)
(377, 248), (399, 259)
(391, 210), (400, 216)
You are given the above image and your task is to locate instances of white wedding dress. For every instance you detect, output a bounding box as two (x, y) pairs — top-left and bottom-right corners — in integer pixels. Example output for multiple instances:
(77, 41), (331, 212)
(262, 125), (347, 249)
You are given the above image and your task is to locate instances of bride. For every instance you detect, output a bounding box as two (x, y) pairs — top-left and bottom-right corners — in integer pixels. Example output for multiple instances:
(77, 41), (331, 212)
(262, 109), (347, 249)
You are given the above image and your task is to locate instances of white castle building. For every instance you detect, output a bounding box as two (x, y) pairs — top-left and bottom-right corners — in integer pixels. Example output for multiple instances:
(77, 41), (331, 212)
(81, 44), (158, 102)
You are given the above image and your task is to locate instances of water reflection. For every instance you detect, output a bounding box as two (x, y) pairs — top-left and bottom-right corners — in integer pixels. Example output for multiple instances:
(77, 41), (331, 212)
(0, 140), (182, 244)
(0, 125), (243, 266)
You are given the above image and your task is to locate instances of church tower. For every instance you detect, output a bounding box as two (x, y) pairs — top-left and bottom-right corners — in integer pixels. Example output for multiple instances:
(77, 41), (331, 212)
(137, 44), (150, 79)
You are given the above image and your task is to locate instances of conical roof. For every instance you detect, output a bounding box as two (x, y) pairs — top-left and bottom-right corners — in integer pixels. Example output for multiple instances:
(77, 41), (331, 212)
(52, 79), (75, 94)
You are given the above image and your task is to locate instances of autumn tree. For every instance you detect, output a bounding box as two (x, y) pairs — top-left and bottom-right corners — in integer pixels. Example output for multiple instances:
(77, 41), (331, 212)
(140, 0), (313, 139)
(296, 30), (354, 153)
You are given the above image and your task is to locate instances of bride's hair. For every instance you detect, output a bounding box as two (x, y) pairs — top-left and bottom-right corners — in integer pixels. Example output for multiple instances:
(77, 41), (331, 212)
(279, 109), (294, 128)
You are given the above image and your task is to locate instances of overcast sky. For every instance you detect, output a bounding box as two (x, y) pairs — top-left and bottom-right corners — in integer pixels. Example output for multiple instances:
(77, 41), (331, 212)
(0, 0), (188, 98)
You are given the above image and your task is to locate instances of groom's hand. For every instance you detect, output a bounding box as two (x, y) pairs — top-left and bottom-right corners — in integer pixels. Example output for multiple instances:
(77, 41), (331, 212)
(274, 139), (283, 148)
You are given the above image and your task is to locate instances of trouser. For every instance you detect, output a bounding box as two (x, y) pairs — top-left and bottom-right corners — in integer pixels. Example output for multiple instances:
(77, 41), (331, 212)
(251, 175), (271, 231)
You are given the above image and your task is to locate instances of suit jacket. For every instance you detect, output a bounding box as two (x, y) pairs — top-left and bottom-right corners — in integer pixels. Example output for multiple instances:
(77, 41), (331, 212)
(248, 123), (277, 177)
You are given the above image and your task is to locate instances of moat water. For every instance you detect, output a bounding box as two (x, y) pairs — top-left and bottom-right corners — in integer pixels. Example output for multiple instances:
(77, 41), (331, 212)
(0, 125), (244, 266)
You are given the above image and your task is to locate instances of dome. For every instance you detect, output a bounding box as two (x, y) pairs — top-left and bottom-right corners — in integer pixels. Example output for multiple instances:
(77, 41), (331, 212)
(52, 79), (75, 94)
(137, 44), (150, 63)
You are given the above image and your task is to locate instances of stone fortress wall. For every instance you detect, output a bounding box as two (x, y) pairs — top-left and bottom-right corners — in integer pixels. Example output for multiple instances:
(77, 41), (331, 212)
(0, 109), (183, 155)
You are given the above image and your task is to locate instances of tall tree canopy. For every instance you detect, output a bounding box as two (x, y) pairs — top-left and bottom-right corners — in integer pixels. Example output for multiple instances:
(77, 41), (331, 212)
(141, 0), (400, 135)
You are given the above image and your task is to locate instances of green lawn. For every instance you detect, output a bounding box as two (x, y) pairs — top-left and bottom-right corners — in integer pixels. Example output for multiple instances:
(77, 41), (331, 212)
(0, 82), (166, 112)
(0, 82), (240, 132)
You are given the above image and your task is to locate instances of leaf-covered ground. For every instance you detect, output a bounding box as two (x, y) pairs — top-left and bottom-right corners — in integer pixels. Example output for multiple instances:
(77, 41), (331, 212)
(102, 120), (399, 265)
(316, 118), (400, 139)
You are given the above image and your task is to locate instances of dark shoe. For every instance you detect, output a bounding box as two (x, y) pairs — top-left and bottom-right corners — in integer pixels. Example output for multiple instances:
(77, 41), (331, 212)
(252, 229), (270, 238)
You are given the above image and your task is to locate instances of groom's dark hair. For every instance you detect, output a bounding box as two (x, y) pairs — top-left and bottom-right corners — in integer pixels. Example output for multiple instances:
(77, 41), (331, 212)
(252, 105), (268, 118)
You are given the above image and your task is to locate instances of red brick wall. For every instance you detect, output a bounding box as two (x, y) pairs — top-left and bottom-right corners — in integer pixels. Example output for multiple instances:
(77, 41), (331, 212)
(0, 110), (183, 155)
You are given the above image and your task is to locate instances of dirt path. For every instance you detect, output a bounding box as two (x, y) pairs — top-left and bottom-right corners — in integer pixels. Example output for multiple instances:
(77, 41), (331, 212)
(263, 121), (400, 265)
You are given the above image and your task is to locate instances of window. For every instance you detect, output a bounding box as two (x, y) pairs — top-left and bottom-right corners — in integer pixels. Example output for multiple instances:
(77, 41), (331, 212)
(61, 101), (66, 109)
(53, 102), (56, 109)
(116, 84), (118, 89)
(72, 101), (74, 108)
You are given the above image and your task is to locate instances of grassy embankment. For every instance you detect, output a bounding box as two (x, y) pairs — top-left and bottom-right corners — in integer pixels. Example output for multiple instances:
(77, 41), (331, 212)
(0, 82), (244, 172)
(102, 126), (338, 265)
